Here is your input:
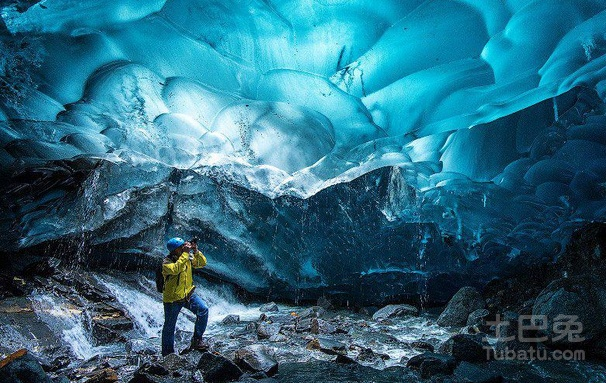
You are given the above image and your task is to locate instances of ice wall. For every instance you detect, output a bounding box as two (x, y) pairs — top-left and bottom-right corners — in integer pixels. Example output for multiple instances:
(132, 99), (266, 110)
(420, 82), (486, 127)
(1, 0), (606, 303)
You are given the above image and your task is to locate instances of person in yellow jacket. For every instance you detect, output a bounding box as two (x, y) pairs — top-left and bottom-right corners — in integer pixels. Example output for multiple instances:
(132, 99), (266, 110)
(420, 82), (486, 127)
(161, 237), (208, 356)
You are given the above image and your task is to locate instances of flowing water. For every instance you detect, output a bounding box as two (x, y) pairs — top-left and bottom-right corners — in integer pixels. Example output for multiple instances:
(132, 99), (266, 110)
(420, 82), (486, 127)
(30, 292), (121, 360)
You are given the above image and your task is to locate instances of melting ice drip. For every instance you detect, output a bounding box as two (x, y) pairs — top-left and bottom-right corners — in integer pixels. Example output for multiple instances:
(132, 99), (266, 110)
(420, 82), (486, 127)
(30, 292), (120, 360)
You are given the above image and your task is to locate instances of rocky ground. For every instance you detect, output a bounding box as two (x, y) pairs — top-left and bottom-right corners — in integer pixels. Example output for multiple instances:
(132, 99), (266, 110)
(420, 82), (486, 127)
(2, 223), (606, 382)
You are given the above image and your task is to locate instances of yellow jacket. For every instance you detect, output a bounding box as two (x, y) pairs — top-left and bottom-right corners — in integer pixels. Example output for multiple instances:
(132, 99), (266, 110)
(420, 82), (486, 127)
(162, 250), (207, 303)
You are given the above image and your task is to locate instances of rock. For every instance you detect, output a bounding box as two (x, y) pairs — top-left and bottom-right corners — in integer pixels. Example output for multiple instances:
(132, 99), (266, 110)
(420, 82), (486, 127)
(310, 318), (337, 334)
(257, 323), (282, 339)
(410, 341), (434, 352)
(268, 334), (288, 343)
(45, 355), (71, 372)
(83, 368), (118, 383)
(260, 302), (279, 312)
(161, 353), (192, 371)
(467, 309), (490, 330)
(0, 275), (27, 298)
(532, 275), (606, 350)
(305, 337), (346, 355)
(355, 348), (387, 369)
(298, 306), (325, 319)
(359, 306), (379, 317)
(406, 352), (457, 378)
(453, 362), (502, 383)
(129, 363), (170, 383)
(459, 325), (481, 335)
(335, 354), (357, 364)
(437, 287), (485, 327)
(125, 339), (156, 355)
(222, 314), (241, 325)
(275, 360), (420, 382)
(0, 349), (54, 383)
(317, 296), (334, 310)
(372, 304), (418, 321)
(438, 334), (493, 363)
(234, 345), (278, 376)
(90, 304), (134, 344)
(197, 352), (243, 383)
(23, 257), (62, 278)
(295, 318), (312, 333)
(493, 311), (546, 354)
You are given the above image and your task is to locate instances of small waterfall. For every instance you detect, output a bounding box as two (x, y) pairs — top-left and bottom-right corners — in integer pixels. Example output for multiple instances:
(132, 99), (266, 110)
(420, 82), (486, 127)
(94, 273), (261, 338)
(30, 292), (120, 360)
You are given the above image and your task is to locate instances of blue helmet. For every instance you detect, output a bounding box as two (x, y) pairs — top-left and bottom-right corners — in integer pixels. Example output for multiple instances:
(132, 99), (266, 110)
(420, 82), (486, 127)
(166, 237), (185, 251)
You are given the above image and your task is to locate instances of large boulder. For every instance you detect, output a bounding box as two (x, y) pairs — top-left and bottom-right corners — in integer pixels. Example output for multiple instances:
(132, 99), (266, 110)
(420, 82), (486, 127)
(372, 304), (418, 322)
(438, 287), (485, 327)
(260, 302), (279, 312)
(406, 352), (456, 378)
(197, 352), (243, 383)
(257, 323), (282, 339)
(235, 345), (278, 376)
(532, 275), (606, 351)
(437, 334), (493, 363)
(0, 349), (55, 383)
(453, 362), (502, 383)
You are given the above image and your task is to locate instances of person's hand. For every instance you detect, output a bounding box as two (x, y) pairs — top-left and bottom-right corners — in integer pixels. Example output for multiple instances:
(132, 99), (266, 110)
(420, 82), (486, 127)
(191, 242), (198, 252)
(182, 242), (193, 252)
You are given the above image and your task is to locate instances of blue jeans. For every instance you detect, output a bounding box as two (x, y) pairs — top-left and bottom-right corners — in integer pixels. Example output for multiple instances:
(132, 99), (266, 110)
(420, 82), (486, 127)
(161, 294), (209, 356)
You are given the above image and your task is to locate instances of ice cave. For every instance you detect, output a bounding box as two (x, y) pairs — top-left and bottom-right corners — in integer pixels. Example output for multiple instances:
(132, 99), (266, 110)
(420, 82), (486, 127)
(1, 0), (606, 382)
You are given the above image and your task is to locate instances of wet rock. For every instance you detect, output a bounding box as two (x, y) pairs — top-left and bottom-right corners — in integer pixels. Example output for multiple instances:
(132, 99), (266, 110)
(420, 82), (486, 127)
(234, 345), (278, 376)
(222, 314), (241, 325)
(310, 318), (337, 334)
(91, 314), (133, 344)
(268, 334), (288, 343)
(161, 353), (192, 371)
(467, 309), (490, 330)
(197, 351), (243, 383)
(257, 323), (282, 339)
(276, 360), (420, 383)
(335, 354), (357, 364)
(438, 334), (493, 363)
(295, 318), (312, 333)
(44, 355), (71, 372)
(359, 306), (379, 317)
(0, 349), (55, 383)
(438, 287), (485, 327)
(125, 339), (156, 355)
(372, 304), (418, 321)
(493, 311), (546, 354)
(355, 348), (387, 369)
(298, 306), (325, 319)
(306, 337), (346, 355)
(453, 362), (502, 383)
(23, 257), (62, 278)
(406, 352), (456, 378)
(260, 302), (279, 312)
(459, 325), (481, 335)
(317, 296), (334, 310)
(410, 341), (434, 353)
(83, 367), (119, 383)
(0, 274), (27, 298)
(532, 275), (606, 350)
(67, 274), (115, 303)
(129, 363), (170, 383)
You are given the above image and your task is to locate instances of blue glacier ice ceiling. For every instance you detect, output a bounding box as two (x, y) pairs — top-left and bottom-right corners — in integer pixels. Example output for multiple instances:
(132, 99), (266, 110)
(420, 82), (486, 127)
(1, 0), (606, 303)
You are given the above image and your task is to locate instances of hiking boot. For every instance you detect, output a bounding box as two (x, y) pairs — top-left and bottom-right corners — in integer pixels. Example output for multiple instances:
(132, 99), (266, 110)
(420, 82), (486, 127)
(190, 337), (209, 352)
